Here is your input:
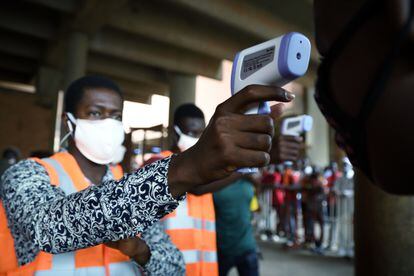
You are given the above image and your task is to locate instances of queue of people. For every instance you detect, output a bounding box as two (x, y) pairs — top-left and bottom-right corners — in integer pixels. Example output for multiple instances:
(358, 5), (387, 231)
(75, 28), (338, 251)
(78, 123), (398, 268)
(256, 160), (355, 257)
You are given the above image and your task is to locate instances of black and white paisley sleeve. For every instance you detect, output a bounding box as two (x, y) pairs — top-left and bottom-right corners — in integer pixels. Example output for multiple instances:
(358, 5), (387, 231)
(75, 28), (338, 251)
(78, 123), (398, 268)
(139, 221), (185, 275)
(0, 156), (184, 266)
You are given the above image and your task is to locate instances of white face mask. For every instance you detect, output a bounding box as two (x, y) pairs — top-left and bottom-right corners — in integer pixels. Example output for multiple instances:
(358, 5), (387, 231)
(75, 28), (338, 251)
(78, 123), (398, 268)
(174, 125), (199, 152)
(66, 113), (125, 164)
(111, 145), (126, 165)
(7, 158), (16, 165)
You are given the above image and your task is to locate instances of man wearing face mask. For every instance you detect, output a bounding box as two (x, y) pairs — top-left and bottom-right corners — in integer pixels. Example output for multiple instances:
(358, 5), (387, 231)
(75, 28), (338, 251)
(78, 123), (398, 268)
(0, 76), (185, 275)
(160, 104), (222, 276)
(0, 75), (295, 275)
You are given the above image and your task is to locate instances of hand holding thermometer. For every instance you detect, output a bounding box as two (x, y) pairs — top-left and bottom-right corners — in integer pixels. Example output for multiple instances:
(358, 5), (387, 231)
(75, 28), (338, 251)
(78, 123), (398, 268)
(281, 115), (313, 136)
(230, 32), (311, 173)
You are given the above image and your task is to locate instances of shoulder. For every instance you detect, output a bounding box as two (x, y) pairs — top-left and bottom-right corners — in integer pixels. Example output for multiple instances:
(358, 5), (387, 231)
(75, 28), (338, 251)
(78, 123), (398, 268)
(2, 159), (47, 181)
(1, 159), (48, 197)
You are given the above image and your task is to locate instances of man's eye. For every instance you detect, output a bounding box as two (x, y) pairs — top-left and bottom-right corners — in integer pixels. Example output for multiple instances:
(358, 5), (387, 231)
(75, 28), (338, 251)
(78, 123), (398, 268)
(112, 114), (122, 121)
(88, 111), (101, 118)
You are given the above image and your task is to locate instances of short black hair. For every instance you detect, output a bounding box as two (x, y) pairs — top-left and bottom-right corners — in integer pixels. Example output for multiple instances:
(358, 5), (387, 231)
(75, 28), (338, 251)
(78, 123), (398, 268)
(64, 75), (123, 114)
(173, 103), (205, 125)
(2, 147), (20, 159)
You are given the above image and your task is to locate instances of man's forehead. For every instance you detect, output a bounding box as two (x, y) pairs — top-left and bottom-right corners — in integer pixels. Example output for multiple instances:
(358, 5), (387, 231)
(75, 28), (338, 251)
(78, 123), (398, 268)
(79, 88), (123, 107)
(179, 117), (205, 130)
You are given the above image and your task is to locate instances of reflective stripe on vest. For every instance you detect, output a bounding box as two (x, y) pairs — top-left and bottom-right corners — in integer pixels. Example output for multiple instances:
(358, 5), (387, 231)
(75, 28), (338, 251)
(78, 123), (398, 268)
(0, 154), (136, 276)
(204, 221), (216, 232)
(31, 154), (139, 276)
(163, 193), (218, 275)
(164, 199), (203, 230)
(181, 250), (218, 264)
(164, 198), (216, 231)
(32, 252), (136, 276)
(42, 158), (77, 195)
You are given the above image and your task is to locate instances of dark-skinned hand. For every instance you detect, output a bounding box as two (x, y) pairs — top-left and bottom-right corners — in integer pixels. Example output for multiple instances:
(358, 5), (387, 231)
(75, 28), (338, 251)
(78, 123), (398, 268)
(271, 135), (303, 163)
(168, 85), (295, 197)
(105, 237), (150, 266)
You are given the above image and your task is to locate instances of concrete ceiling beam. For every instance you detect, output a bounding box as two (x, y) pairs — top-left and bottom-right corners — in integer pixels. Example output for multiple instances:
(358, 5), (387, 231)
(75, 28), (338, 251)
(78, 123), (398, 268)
(252, 0), (314, 34)
(108, 2), (255, 60)
(90, 29), (223, 80)
(170, 0), (319, 61)
(0, 9), (55, 40)
(171, 0), (295, 39)
(107, 77), (168, 104)
(87, 54), (168, 88)
(0, 69), (32, 84)
(44, 0), (128, 68)
(24, 0), (78, 13)
(70, 0), (129, 34)
(0, 35), (42, 59)
(122, 93), (152, 105)
(0, 54), (37, 74)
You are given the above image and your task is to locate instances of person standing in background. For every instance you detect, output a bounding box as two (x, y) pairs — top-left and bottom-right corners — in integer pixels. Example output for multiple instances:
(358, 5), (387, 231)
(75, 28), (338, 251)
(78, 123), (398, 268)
(213, 174), (259, 276)
(1, 76), (188, 275)
(213, 136), (302, 276)
(323, 162), (342, 249)
(283, 163), (301, 248)
(0, 147), (20, 178)
(301, 167), (326, 253)
(161, 104), (234, 276)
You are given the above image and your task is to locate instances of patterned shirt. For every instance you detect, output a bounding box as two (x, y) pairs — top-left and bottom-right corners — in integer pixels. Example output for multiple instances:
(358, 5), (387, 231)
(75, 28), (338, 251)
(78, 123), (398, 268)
(142, 221), (185, 275)
(0, 156), (185, 275)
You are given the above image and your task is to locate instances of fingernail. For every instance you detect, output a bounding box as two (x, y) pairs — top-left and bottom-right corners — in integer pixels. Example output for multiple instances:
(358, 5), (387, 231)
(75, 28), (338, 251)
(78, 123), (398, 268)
(285, 91), (295, 100)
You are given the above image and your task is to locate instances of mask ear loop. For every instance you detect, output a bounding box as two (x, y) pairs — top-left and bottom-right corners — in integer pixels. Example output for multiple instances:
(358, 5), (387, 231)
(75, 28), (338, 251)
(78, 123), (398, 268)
(60, 113), (76, 146)
(174, 125), (183, 136)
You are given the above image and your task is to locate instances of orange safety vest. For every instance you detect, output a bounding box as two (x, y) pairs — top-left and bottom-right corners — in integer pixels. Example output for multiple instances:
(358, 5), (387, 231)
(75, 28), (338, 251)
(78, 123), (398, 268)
(0, 152), (140, 276)
(160, 151), (218, 276)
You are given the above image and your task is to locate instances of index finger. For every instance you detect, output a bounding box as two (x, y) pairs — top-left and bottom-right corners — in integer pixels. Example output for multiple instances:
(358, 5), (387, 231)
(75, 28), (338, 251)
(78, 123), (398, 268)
(220, 85), (295, 113)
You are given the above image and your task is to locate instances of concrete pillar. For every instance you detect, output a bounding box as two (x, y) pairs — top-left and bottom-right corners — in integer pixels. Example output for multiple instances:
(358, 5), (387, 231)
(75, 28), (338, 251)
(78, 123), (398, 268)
(36, 66), (62, 107)
(53, 31), (89, 150)
(355, 172), (414, 276)
(305, 87), (329, 167)
(62, 31), (89, 88)
(168, 72), (196, 127)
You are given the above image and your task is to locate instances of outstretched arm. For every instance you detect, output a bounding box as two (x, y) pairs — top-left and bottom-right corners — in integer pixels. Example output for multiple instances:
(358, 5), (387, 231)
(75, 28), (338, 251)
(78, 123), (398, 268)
(1, 157), (180, 266)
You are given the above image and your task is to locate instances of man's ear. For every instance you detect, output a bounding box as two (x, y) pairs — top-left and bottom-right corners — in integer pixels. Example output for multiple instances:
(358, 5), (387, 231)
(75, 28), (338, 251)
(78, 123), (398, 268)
(171, 125), (179, 140)
(385, 0), (414, 40)
(62, 112), (73, 133)
(168, 125), (179, 151)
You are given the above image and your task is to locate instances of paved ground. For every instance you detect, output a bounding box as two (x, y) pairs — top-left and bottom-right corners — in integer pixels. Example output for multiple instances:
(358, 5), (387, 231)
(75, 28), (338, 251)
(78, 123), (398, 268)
(229, 241), (354, 276)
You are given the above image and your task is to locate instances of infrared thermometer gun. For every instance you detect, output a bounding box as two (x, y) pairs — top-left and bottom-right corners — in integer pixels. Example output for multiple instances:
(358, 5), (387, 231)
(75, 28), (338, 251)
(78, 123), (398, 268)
(281, 115), (313, 136)
(231, 32), (311, 114)
(231, 32), (311, 173)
